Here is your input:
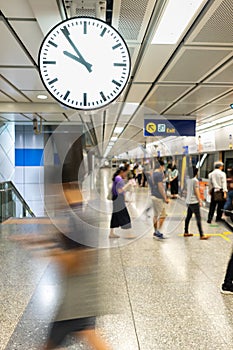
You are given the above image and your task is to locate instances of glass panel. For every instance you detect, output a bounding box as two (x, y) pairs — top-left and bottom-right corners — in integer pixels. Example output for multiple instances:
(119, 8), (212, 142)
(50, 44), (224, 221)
(0, 181), (35, 222)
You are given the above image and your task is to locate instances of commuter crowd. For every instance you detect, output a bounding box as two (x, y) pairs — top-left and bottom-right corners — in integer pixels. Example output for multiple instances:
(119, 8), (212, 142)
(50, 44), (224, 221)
(108, 159), (233, 294)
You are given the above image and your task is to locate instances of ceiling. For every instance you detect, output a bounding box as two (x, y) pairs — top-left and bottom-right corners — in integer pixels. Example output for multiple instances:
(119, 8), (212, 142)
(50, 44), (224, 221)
(0, 0), (232, 156)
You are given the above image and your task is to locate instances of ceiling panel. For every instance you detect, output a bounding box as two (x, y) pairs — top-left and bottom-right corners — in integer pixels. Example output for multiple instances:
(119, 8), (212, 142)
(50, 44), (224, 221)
(113, 0), (156, 43)
(39, 113), (68, 122)
(145, 84), (194, 113)
(205, 60), (233, 84)
(190, 104), (229, 118)
(125, 83), (151, 103)
(0, 113), (31, 121)
(0, 0), (35, 18)
(0, 22), (33, 66)
(0, 77), (29, 102)
(0, 91), (15, 102)
(159, 47), (233, 83)
(165, 102), (202, 115)
(134, 45), (175, 83)
(10, 20), (44, 62)
(186, 0), (233, 46)
(176, 85), (233, 105)
(0, 68), (44, 90)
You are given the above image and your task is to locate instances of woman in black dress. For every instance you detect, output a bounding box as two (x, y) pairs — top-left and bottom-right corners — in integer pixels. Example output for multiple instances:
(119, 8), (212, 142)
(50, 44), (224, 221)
(109, 166), (131, 238)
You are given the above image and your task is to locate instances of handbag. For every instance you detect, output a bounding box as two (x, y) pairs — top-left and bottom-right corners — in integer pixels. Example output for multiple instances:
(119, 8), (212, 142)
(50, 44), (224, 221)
(213, 190), (224, 201)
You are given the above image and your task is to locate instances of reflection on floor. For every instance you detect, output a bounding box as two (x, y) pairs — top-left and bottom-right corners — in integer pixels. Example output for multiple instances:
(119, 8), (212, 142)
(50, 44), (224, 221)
(1, 178), (233, 349)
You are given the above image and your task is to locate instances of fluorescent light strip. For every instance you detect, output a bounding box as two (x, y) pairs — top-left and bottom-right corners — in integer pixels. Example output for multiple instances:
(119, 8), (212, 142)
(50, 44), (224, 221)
(114, 126), (124, 134)
(151, 0), (205, 44)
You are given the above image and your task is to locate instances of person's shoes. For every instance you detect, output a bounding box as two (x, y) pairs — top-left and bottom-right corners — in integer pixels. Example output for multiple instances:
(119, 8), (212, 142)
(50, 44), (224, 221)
(184, 233), (193, 237)
(221, 284), (233, 294)
(109, 233), (120, 238)
(153, 231), (165, 239)
(207, 219), (211, 224)
(200, 235), (211, 240)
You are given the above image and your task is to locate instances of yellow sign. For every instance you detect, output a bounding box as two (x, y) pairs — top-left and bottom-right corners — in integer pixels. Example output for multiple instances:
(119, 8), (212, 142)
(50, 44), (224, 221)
(146, 122), (156, 133)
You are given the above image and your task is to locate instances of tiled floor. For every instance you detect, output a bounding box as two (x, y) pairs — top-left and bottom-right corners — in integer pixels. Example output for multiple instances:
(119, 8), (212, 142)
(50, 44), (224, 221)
(1, 170), (233, 349)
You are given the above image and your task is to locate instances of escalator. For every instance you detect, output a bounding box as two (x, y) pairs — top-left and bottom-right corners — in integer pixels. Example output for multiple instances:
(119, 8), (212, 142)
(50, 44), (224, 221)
(0, 181), (35, 223)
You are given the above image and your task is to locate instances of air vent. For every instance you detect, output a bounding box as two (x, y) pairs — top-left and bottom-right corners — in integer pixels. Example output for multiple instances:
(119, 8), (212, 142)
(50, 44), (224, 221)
(187, 0), (233, 45)
(66, 0), (107, 20)
(117, 0), (151, 41)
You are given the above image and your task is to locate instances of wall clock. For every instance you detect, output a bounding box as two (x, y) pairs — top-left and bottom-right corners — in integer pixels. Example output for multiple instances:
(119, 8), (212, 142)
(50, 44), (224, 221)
(38, 16), (131, 110)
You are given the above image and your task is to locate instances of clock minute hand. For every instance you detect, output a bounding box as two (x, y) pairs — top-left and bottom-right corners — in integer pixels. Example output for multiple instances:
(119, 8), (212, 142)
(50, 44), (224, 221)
(61, 26), (92, 72)
(63, 51), (92, 72)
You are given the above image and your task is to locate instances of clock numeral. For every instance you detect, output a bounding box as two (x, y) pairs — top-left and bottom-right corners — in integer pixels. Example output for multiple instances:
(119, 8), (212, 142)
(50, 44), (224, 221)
(100, 27), (107, 37)
(48, 78), (58, 85)
(112, 43), (121, 50)
(100, 91), (107, 102)
(83, 93), (87, 106)
(112, 80), (121, 87)
(83, 21), (87, 34)
(48, 40), (57, 48)
(43, 61), (56, 64)
(63, 90), (70, 101)
(114, 63), (127, 67)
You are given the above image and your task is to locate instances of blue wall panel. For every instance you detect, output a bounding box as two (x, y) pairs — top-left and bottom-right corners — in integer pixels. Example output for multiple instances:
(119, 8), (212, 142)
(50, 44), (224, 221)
(15, 149), (44, 166)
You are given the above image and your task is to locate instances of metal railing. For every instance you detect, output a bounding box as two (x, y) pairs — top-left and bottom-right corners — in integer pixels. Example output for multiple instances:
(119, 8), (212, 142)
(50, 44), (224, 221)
(0, 181), (35, 222)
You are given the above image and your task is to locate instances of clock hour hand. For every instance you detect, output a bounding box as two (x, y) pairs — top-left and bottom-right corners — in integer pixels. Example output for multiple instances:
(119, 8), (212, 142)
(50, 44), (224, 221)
(61, 26), (92, 72)
(63, 51), (92, 72)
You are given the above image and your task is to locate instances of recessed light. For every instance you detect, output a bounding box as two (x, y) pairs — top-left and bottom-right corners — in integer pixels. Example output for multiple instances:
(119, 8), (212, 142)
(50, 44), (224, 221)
(37, 94), (48, 100)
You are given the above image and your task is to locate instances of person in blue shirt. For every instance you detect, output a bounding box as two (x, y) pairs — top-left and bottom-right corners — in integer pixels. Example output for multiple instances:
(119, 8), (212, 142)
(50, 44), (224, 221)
(147, 160), (169, 239)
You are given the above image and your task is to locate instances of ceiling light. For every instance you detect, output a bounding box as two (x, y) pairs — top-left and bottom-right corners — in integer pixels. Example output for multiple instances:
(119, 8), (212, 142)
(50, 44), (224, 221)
(109, 142), (115, 146)
(37, 94), (48, 100)
(151, 0), (205, 44)
(114, 126), (124, 134)
(111, 137), (118, 141)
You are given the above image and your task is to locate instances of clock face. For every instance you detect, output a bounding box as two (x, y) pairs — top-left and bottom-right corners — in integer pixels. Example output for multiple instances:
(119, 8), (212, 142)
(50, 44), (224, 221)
(38, 17), (131, 110)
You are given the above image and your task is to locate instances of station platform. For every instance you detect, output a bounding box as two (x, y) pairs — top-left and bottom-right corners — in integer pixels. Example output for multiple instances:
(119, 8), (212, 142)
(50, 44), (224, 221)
(1, 176), (233, 349)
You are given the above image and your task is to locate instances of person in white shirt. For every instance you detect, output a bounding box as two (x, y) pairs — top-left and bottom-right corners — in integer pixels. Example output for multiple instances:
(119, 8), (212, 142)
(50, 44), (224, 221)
(207, 161), (227, 223)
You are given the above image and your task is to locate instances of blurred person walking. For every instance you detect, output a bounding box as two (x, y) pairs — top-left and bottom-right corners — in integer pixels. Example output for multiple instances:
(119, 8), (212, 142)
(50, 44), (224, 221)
(207, 161), (227, 223)
(147, 160), (169, 239)
(184, 167), (210, 240)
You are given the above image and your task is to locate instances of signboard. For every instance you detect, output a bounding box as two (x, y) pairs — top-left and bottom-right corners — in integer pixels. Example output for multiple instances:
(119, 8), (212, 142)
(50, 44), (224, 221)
(144, 119), (196, 137)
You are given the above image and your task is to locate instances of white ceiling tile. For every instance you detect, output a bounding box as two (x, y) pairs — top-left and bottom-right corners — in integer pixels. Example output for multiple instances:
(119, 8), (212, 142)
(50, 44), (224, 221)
(159, 47), (233, 83)
(40, 113), (68, 122)
(145, 84), (193, 113)
(0, 77), (29, 102)
(10, 20), (44, 62)
(0, 68), (44, 90)
(178, 85), (232, 105)
(0, 113), (31, 121)
(0, 91), (14, 102)
(0, 22), (33, 66)
(205, 60), (233, 84)
(0, 0), (35, 18)
(126, 83), (151, 103)
(134, 45), (175, 83)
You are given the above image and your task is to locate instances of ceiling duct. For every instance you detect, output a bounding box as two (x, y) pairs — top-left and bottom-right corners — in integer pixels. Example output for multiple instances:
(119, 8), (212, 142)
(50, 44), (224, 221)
(66, 0), (107, 21)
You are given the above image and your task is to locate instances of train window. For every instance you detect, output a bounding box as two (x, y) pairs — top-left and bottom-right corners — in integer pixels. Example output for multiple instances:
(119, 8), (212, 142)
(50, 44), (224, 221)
(199, 153), (215, 179)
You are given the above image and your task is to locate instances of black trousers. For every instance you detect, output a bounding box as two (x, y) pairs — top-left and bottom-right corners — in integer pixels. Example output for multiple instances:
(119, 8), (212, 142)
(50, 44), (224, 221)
(208, 191), (225, 221)
(184, 203), (203, 237)
(223, 251), (233, 287)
